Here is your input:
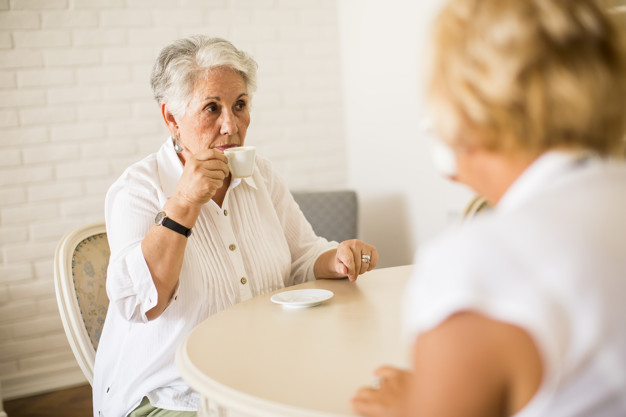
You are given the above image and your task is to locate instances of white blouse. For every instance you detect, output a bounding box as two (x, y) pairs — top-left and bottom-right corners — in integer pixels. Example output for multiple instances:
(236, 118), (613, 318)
(404, 151), (626, 416)
(93, 138), (337, 417)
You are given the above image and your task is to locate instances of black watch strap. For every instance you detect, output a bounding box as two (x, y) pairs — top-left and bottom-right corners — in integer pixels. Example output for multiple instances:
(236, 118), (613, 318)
(155, 211), (192, 237)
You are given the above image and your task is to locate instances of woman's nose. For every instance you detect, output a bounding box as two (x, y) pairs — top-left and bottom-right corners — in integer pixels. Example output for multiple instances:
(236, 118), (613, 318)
(219, 109), (238, 136)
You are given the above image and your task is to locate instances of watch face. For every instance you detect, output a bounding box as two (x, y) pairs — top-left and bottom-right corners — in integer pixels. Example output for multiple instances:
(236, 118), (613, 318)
(155, 211), (165, 225)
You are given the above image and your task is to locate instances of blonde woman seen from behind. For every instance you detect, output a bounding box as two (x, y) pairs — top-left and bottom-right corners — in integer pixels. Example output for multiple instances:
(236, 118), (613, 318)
(353, 0), (626, 416)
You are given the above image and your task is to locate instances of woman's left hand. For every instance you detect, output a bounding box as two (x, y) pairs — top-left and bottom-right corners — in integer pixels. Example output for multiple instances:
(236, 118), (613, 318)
(334, 239), (379, 281)
(352, 366), (411, 417)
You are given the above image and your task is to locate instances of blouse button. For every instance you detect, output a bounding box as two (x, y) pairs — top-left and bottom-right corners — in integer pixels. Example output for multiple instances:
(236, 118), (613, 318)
(224, 209), (228, 216)
(240, 277), (247, 285)
(229, 244), (236, 251)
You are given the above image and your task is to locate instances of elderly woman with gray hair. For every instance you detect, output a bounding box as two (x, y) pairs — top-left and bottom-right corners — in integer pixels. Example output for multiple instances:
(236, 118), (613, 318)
(93, 36), (378, 417)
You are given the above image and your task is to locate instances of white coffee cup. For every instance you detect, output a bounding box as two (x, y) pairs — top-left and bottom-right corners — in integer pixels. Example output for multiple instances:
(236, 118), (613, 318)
(224, 146), (256, 178)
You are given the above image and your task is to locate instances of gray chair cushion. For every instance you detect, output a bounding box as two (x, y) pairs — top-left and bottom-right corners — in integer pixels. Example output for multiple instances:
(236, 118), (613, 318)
(291, 190), (358, 243)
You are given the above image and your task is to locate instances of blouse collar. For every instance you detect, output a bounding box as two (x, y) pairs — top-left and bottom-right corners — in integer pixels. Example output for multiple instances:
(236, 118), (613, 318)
(497, 150), (599, 213)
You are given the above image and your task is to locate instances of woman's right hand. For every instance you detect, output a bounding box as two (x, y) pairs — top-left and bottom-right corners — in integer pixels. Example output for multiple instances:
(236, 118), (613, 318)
(174, 147), (230, 207)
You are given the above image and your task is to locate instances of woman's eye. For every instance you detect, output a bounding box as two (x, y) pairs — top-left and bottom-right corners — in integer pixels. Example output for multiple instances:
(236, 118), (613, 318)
(205, 103), (218, 113)
(235, 101), (246, 111)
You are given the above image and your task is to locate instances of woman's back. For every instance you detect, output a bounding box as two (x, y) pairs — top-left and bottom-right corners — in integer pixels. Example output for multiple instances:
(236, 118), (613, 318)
(404, 153), (626, 416)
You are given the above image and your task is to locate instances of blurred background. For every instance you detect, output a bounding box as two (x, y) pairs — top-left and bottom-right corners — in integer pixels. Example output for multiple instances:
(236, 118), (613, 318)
(0, 0), (624, 401)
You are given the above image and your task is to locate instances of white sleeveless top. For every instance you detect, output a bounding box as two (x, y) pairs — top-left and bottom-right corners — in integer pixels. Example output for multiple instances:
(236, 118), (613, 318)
(404, 151), (626, 416)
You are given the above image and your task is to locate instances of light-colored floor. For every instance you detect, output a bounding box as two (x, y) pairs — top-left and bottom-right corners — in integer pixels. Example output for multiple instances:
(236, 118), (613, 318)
(4, 384), (92, 417)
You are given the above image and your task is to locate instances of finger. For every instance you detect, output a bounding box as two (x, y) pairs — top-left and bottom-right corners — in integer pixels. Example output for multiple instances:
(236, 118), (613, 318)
(199, 168), (227, 181)
(353, 386), (376, 401)
(194, 148), (229, 163)
(198, 159), (229, 177)
(368, 247), (379, 271)
(350, 244), (362, 280)
(374, 366), (403, 379)
(374, 367), (410, 392)
(180, 144), (194, 162)
(337, 246), (356, 281)
(351, 388), (385, 417)
(337, 260), (348, 276)
(351, 388), (376, 409)
(358, 247), (370, 275)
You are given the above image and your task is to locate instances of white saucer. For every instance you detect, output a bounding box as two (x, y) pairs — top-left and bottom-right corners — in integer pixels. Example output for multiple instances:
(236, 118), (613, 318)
(270, 289), (334, 308)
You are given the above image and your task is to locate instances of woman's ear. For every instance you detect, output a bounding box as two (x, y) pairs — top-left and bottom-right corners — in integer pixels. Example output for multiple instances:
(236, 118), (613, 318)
(161, 103), (179, 137)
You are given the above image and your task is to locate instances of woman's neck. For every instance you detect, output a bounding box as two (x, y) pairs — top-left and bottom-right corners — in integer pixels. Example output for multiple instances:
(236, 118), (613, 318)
(467, 150), (537, 207)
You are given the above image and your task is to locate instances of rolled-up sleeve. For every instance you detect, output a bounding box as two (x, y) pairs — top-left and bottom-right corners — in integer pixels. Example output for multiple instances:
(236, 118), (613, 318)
(104, 169), (161, 323)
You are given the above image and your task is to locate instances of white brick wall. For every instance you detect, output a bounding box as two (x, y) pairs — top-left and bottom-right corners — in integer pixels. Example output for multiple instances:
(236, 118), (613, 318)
(0, 0), (346, 398)
(0, 0), (345, 399)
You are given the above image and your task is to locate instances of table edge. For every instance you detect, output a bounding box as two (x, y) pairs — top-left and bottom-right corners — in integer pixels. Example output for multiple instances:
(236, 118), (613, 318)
(176, 338), (351, 417)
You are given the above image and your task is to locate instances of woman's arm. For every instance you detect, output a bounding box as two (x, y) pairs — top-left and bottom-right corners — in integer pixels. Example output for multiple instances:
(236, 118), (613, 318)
(140, 195), (200, 320)
(352, 312), (542, 417)
(141, 147), (228, 320)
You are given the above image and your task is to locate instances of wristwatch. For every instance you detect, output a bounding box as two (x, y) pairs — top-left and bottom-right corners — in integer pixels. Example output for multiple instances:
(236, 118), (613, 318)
(154, 211), (192, 237)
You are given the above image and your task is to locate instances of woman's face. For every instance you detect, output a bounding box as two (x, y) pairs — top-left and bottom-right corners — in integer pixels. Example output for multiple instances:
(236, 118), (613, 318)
(174, 67), (250, 154)
(431, 108), (533, 206)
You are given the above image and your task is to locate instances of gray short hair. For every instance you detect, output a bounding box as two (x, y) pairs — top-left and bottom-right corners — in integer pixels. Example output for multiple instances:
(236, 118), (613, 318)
(150, 36), (258, 117)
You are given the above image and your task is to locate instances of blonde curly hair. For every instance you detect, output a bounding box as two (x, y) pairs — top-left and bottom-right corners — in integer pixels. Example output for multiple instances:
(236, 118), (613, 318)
(429, 0), (626, 157)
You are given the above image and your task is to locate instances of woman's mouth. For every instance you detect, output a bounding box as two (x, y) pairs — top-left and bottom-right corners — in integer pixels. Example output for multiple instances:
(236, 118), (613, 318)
(215, 144), (238, 152)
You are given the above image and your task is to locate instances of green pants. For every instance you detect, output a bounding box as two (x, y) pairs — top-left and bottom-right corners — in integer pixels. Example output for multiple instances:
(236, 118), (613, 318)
(128, 397), (197, 417)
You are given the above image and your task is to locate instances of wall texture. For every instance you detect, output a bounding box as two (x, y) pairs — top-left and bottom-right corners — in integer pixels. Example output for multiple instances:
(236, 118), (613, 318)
(0, 0), (346, 399)
(339, 0), (473, 268)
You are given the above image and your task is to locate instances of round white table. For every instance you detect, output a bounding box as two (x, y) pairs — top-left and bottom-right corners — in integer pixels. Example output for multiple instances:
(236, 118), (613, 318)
(176, 265), (413, 417)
